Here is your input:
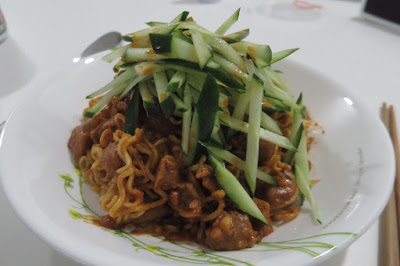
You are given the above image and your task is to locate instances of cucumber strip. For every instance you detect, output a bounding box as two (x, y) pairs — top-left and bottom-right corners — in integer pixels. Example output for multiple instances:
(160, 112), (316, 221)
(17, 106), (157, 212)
(171, 93), (189, 112)
(113, 60), (125, 72)
(181, 84), (192, 155)
(219, 113), (296, 151)
(153, 71), (176, 117)
(222, 29), (250, 43)
(184, 109), (199, 166)
(138, 81), (160, 121)
(296, 92), (307, 119)
(189, 84), (200, 104)
(84, 81), (129, 118)
(296, 125), (311, 186)
(203, 65), (246, 93)
(295, 130), (320, 223)
(205, 35), (246, 71)
(113, 62), (135, 72)
(215, 8), (241, 35)
(102, 44), (130, 63)
(124, 88), (140, 135)
(147, 80), (157, 97)
(201, 142), (277, 185)
(197, 74), (220, 141)
(260, 112), (283, 135)
(128, 23), (179, 48)
(267, 68), (291, 92)
(154, 59), (206, 77)
(86, 67), (137, 99)
(191, 30), (212, 69)
(178, 21), (220, 38)
(123, 48), (167, 62)
(284, 123), (304, 165)
(170, 36), (198, 62)
(171, 30), (193, 44)
(218, 93), (229, 108)
(244, 72), (264, 195)
(149, 33), (173, 54)
(208, 154), (269, 225)
(227, 92), (249, 140)
(119, 74), (150, 100)
(170, 11), (189, 23)
(134, 61), (166, 76)
(186, 73), (206, 91)
(231, 41), (272, 67)
(150, 35), (198, 62)
(125, 23), (179, 40)
(255, 67), (298, 110)
(146, 21), (166, 27)
(212, 53), (247, 80)
(167, 71), (186, 93)
(210, 115), (224, 147)
(271, 48), (299, 64)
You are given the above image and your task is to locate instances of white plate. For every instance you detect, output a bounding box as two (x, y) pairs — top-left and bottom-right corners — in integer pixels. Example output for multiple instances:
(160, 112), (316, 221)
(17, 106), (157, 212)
(0, 55), (395, 266)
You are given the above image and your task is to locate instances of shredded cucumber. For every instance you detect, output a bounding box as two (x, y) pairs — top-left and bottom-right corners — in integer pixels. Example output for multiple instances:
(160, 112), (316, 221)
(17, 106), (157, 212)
(83, 10), (319, 225)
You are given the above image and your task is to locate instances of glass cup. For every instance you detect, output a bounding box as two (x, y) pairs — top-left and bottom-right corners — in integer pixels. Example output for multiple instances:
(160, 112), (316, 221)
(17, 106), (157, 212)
(0, 7), (8, 44)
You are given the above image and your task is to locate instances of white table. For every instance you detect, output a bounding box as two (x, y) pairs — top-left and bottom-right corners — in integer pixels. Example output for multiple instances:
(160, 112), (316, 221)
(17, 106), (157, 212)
(1, 0), (399, 265)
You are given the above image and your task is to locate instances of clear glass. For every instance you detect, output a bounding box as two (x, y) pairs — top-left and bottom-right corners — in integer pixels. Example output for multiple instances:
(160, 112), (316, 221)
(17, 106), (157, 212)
(0, 7), (8, 44)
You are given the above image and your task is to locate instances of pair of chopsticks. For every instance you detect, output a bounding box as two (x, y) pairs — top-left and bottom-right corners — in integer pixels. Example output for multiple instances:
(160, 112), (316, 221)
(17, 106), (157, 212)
(381, 103), (400, 266)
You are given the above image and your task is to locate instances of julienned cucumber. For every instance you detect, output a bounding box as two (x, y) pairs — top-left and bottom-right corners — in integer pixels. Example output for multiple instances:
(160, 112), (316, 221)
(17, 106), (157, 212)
(209, 154), (269, 225)
(201, 142), (277, 185)
(153, 71), (175, 117)
(87, 10), (319, 223)
(219, 113), (296, 151)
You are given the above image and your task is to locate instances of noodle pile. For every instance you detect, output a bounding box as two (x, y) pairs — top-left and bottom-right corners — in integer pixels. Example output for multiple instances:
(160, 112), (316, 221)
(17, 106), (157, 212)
(68, 94), (312, 250)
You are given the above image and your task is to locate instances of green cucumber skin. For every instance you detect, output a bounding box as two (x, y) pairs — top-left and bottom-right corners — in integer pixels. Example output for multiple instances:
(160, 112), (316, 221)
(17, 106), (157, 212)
(143, 101), (160, 121)
(124, 88), (140, 135)
(149, 34), (173, 54)
(159, 95), (175, 118)
(196, 74), (220, 141)
(209, 154), (269, 225)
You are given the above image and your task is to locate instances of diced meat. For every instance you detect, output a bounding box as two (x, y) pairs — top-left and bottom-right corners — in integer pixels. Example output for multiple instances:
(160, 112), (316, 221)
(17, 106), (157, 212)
(251, 198), (273, 241)
(68, 124), (92, 162)
(195, 165), (219, 192)
(168, 184), (203, 217)
(131, 205), (170, 225)
(265, 174), (299, 211)
(258, 140), (276, 164)
(154, 156), (180, 190)
(205, 211), (257, 251)
(95, 215), (121, 230)
(100, 142), (123, 178)
(90, 117), (122, 143)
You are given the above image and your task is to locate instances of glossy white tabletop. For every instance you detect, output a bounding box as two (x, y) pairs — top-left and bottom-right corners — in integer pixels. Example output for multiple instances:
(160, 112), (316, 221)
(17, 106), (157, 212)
(1, 0), (399, 265)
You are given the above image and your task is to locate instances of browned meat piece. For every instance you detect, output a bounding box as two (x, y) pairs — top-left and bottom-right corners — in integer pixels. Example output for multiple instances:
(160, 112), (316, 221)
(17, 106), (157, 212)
(68, 124), (92, 162)
(265, 174), (299, 212)
(95, 215), (121, 230)
(258, 140), (276, 164)
(100, 142), (123, 179)
(90, 117), (123, 143)
(68, 95), (129, 162)
(131, 205), (170, 225)
(251, 198), (273, 241)
(154, 156), (180, 190)
(195, 165), (219, 192)
(205, 211), (257, 251)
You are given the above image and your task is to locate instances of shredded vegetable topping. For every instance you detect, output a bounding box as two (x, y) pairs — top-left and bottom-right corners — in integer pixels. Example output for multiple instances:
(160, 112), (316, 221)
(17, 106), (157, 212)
(83, 9), (319, 224)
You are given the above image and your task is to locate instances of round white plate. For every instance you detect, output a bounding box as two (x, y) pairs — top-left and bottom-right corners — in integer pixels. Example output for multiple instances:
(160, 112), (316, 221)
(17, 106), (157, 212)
(0, 55), (395, 266)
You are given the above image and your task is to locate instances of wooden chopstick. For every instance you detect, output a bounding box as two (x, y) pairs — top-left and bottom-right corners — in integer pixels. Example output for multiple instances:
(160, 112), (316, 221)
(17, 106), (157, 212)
(380, 103), (400, 266)
(389, 105), (400, 244)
